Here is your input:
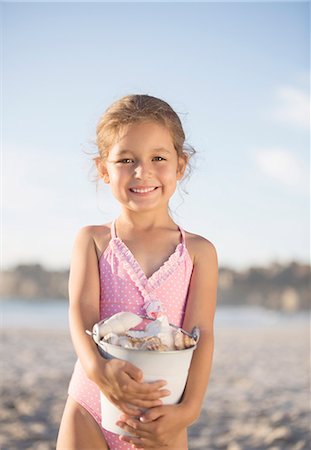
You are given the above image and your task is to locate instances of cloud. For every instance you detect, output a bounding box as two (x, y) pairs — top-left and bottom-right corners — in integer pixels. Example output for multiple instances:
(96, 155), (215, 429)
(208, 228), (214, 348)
(254, 147), (308, 191)
(270, 85), (309, 130)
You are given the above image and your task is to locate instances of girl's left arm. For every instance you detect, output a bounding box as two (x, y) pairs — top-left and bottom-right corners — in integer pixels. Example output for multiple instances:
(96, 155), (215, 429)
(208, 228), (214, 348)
(118, 237), (218, 447)
(178, 237), (218, 421)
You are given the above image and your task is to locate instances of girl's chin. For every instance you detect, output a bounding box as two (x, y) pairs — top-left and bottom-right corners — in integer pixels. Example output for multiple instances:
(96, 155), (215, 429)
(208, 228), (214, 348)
(124, 199), (167, 213)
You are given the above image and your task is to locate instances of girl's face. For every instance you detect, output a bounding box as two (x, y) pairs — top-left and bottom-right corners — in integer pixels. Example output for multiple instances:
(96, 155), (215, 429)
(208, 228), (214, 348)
(98, 121), (186, 213)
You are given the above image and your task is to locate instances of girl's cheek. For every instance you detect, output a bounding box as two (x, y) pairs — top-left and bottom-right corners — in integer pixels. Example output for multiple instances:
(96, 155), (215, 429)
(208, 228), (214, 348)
(117, 166), (132, 175)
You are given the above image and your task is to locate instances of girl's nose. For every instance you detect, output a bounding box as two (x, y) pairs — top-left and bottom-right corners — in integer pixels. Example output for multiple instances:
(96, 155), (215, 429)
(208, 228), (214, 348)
(134, 161), (152, 178)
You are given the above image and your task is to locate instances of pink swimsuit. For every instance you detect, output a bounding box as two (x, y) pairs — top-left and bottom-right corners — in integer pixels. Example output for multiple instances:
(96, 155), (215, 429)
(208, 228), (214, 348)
(68, 220), (193, 449)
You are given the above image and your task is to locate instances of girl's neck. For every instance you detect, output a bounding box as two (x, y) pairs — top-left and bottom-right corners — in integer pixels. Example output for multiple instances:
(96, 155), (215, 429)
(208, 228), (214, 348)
(116, 209), (176, 232)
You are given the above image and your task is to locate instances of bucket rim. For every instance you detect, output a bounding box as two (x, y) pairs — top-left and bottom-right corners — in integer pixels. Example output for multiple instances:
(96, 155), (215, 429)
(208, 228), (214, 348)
(98, 340), (197, 355)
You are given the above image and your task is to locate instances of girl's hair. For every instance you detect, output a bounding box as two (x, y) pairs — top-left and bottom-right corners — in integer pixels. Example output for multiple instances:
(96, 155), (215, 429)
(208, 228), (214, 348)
(93, 94), (196, 183)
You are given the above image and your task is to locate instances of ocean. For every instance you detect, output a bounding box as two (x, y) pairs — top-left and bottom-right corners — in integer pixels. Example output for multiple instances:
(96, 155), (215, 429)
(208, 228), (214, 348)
(0, 299), (308, 331)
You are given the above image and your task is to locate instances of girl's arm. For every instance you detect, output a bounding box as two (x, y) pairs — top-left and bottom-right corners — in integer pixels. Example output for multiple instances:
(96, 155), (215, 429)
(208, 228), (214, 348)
(178, 237), (218, 421)
(68, 226), (103, 376)
(68, 227), (169, 415)
(118, 237), (218, 446)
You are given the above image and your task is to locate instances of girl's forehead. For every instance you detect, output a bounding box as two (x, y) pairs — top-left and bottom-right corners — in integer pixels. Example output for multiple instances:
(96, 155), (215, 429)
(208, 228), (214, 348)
(111, 121), (175, 151)
(120, 120), (171, 138)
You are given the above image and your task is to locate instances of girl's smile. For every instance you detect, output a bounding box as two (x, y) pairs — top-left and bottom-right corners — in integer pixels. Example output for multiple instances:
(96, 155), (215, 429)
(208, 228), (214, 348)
(129, 186), (160, 195)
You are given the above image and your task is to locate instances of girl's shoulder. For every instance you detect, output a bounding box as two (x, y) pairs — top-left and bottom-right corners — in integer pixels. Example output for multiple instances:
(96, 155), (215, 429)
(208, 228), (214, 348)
(184, 230), (218, 267)
(76, 223), (112, 260)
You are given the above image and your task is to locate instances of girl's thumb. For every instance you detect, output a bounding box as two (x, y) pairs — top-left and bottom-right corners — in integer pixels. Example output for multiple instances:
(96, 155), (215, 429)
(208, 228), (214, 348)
(125, 363), (143, 381)
(140, 407), (161, 422)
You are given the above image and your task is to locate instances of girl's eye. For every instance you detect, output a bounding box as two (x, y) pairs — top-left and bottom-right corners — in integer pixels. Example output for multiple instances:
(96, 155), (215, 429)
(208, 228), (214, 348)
(153, 156), (166, 161)
(118, 158), (134, 164)
(116, 156), (166, 164)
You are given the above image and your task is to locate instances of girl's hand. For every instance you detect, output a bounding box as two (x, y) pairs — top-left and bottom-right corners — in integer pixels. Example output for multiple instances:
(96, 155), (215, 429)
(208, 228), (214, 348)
(89, 357), (170, 416)
(116, 404), (190, 448)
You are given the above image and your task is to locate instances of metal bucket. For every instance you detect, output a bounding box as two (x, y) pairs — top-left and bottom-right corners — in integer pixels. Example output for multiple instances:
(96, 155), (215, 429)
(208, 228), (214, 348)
(98, 340), (197, 435)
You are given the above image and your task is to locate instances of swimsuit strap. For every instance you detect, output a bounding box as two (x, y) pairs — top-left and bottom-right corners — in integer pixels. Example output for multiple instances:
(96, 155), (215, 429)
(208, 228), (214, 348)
(178, 225), (186, 246)
(111, 219), (117, 239)
(112, 218), (186, 244)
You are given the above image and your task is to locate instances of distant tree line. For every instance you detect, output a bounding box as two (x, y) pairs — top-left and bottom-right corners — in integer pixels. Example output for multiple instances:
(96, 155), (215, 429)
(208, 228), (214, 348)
(0, 264), (69, 300)
(218, 262), (310, 311)
(0, 261), (310, 311)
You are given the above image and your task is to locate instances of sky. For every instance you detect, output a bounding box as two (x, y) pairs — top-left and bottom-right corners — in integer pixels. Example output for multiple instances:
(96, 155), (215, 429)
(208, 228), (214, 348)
(1, 1), (309, 271)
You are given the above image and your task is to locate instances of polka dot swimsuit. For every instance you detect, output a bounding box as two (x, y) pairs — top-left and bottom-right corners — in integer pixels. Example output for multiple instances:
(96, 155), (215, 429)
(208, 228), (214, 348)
(68, 220), (193, 449)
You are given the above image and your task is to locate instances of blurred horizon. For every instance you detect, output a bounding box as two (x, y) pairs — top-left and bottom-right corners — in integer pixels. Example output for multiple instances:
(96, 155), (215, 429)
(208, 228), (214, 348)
(2, 1), (310, 271)
(2, 260), (310, 314)
(2, 257), (310, 274)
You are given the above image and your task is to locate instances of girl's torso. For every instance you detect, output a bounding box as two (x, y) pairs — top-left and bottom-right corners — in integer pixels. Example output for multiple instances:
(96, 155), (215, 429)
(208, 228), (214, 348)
(94, 220), (194, 325)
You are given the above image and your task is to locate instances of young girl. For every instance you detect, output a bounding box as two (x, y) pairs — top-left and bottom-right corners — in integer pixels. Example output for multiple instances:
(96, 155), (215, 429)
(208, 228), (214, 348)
(57, 94), (218, 450)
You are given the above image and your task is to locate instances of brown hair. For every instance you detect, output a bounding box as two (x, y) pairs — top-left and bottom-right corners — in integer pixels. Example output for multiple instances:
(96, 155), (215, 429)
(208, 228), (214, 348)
(93, 94), (196, 183)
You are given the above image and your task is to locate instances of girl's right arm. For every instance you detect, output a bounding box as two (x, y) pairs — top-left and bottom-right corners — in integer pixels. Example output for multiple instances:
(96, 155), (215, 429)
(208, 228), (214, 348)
(68, 227), (103, 378)
(68, 227), (169, 415)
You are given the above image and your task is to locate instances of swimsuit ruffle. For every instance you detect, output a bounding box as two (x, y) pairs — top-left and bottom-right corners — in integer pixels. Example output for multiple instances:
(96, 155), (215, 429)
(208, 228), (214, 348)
(109, 237), (190, 315)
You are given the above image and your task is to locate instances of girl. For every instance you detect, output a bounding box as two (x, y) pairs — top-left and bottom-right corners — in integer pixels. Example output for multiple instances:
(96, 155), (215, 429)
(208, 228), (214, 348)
(57, 94), (218, 450)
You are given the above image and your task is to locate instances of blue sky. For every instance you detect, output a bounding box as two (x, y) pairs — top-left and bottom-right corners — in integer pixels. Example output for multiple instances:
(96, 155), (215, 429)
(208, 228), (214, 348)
(1, 1), (309, 270)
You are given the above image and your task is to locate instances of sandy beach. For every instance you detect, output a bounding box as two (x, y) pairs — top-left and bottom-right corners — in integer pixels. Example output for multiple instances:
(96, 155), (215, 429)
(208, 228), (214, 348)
(0, 315), (310, 450)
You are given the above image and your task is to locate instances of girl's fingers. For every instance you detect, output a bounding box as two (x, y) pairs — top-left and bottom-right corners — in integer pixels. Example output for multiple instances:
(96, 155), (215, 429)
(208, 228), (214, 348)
(127, 379), (168, 394)
(125, 381), (170, 400)
(124, 363), (144, 382)
(143, 379), (168, 389)
(110, 391), (164, 411)
(117, 401), (142, 416)
(117, 417), (156, 440)
(128, 397), (165, 409)
(119, 434), (149, 448)
(116, 420), (149, 439)
(104, 378), (170, 412)
(127, 388), (170, 402)
(142, 388), (170, 400)
(139, 406), (163, 422)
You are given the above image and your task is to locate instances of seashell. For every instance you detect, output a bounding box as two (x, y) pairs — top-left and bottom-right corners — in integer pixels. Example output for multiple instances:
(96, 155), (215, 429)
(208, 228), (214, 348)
(90, 312), (197, 352)
(102, 333), (119, 346)
(121, 336), (146, 349)
(126, 329), (149, 339)
(93, 312), (142, 342)
(119, 336), (168, 351)
(127, 316), (174, 349)
(157, 332), (175, 350)
(174, 329), (196, 350)
(183, 334), (196, 348)
(118, 336), (135, 349)
(141, 336), (169, 352)
(156, 316), (175, 349)
(174, 329), (185, 350)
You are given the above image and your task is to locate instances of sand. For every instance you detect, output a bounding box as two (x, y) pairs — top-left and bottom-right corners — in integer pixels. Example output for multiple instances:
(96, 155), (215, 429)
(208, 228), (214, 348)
(0, 321), (310, 450)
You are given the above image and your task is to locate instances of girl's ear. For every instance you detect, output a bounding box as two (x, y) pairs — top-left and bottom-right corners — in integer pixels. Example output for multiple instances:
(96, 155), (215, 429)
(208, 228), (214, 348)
(95, 157), (110, 184)
(176, 156), (187, 180)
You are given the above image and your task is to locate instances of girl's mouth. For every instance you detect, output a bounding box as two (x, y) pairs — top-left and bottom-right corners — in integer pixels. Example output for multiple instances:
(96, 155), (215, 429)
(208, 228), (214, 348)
(129, 186), (159, 194)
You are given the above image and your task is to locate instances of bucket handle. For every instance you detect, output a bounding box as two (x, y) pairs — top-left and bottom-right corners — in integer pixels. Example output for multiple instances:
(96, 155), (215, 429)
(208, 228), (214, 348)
(138, 315), (200, 342)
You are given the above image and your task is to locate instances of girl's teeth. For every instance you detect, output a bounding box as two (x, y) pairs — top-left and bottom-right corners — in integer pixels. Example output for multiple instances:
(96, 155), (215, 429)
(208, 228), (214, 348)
(131, 187), (156, 193)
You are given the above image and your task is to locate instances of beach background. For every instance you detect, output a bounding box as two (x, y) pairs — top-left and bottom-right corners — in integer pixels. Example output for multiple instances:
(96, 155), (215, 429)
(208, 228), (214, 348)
(0, 300), (310, 450)
(1, 1), (310, 449)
